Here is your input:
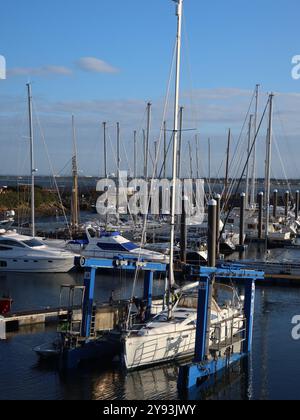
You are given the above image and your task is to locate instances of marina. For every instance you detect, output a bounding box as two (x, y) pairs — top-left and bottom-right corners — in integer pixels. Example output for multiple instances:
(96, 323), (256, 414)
(1, 0), (300, 403)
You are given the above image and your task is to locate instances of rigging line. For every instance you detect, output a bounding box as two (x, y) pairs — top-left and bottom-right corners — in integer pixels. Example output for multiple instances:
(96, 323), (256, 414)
(182, 11), (201, 134)
(119, 127), (132, 175)
(32, 101), (71, 237)
(273, 99), (298, 184)
(106, 126), (118, 172)
(273, 134), (293, 200)
(126, 38), (177, 327)
(227, 89), (256, 175)
(219, 96), (270, 239)
(57, 158), (73, 177)
(223, 131), (252, 213)
(222, 91), (257, 205)
(223, 132), (251, 209)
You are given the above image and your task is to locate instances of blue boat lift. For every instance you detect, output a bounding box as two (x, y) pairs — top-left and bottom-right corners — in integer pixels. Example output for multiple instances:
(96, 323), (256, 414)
(78, 256), (168, 339)
(62, 255), (264, 379)
(177, 265), (264, 392)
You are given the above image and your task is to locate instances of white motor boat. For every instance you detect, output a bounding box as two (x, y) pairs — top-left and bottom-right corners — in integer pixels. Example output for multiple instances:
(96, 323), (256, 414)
(67, 227), (169, 263)
(0, 231), (76, 273)
(123, 292), (244, 370)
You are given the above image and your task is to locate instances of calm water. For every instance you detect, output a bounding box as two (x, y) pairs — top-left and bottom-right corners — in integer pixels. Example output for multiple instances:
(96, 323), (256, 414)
(1, 248), (300, 400)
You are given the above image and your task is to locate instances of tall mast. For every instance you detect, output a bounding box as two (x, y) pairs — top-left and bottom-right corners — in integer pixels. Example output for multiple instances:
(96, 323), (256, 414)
(188, 141), (193, 179)
(116, 122), (120, 214)
(134, 130), (137, 178)
(103, 122), (107, 178)
(195, 134), (200, 179)
(154, 140), (158, 178)
(145, 102), (152, 180)
(208, 138), (211, 191)
(163, 121), (167, 178)
(177, 106), (184, 178)
(265, 94), (274, 249)
(224, 129), (231, 207)
(26, 83), (35, 237)
(250, 84), (260, 206)
(245, 115), (253, 208)
(169, 0), (183, 289)
(71, 115), (79, 230)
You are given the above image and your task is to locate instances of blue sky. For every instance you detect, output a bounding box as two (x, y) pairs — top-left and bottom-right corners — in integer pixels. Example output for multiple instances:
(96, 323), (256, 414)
(0, 0), (300, 178)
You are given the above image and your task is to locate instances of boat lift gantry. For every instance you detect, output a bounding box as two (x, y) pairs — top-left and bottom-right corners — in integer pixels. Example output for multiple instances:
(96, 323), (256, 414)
(62, 256), (263, 376)
(177, 265), (264, 392)
(78, 256), (168, 339)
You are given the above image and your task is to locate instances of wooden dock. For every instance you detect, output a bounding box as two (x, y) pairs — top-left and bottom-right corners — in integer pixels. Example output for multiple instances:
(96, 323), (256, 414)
(0, 307), (81, 340)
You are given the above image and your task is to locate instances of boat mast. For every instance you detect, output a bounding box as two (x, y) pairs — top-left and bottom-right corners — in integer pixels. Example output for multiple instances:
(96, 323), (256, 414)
(224, 129), (231, 207)
(103, 122), (107, 178)
(208, 138), (211, 191)
(195, 134), (200, 179)
(188, 141), (193, 179)
(71, 115), (79, 230)
(117, 122), (120, 215)
(26, 83), (35, 238)
(163, 121), (167, 178)
(265, 93), (274, 250)
(250, 84), (260, 207)
(134, 130), (137, 178)
(177, 106), (184, 178)
(145, 102), (152, 180)
(245, 115), (253, 208)
(169, 0), (183, 290)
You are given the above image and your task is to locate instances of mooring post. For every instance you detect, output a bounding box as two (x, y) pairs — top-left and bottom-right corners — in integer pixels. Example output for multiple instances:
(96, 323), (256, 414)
(143, 271), (154, 320)
(242, 278), (256, 354)
(81, 267), (96, 338)
(215, 194), (221, 259)
(285, 191), (290, 218)
(258, 192), (264, 240)
(208, 199), (217, 267)
(240, 193), (246, 247)
(296, 190), (300, 220)
(273, 190), (278, 219)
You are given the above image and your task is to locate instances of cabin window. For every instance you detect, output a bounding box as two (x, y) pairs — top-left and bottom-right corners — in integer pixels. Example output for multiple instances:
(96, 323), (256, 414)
(0, 240), (25, 248)
(22, 239), (44, 248)
(0, 245), (12, 251)
(228, 219), (235, 224)
(97, 243), (128, 252)
(0, 261), (7, 267)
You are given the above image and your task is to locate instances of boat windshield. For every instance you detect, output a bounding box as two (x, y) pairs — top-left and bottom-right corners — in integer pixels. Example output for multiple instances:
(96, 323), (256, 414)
(22, 239), (44, 248)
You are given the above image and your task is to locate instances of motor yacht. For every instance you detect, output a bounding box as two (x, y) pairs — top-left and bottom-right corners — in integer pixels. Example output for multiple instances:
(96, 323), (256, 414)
(0, 230), (76, 273)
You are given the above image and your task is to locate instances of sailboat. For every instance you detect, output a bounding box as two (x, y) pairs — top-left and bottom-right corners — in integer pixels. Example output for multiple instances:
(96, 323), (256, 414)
(122, 0), (243, 370)
(0, 84), (76, 273)
(123, 291), (243, 370)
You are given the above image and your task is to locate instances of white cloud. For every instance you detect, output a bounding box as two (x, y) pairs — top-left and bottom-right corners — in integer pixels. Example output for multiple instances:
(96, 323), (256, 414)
(76, 57), (119, 74)
(8, 65), (73, 77)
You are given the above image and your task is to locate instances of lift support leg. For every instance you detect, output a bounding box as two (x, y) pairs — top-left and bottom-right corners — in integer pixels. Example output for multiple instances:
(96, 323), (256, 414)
(81, 267), (96, 338)
(178, 272), (257, 391)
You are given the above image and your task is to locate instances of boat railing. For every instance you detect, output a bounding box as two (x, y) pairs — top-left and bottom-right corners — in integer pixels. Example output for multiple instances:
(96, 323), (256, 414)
(209, 314), (246, 352)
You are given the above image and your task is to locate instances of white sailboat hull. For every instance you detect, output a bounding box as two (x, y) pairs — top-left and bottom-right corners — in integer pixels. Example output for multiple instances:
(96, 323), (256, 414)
(123, 314), (242, 370)
(124, 327), (196, 370)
